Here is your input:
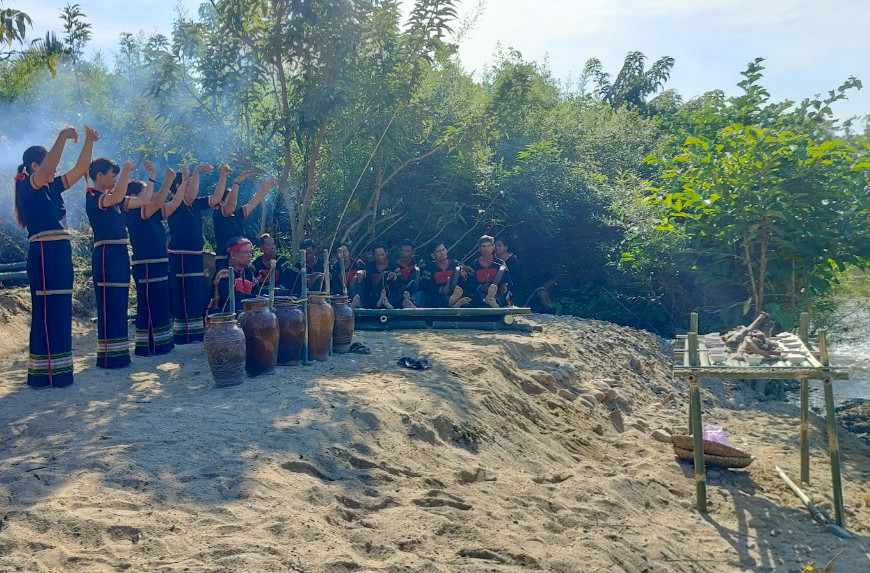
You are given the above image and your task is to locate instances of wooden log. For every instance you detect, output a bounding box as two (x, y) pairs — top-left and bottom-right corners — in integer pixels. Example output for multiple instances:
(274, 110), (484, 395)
(431, 321), (540, 333)
(724, 312), (772, 348)
(0, 261), (26, 272)
(353, 307), (531, 317)
(0, 271), (28, 283)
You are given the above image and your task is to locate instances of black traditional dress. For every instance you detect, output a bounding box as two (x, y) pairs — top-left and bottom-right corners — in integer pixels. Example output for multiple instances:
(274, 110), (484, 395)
(212, 207), (246, 272)
(86, 188), (132, 369)
(167, 196), (210, 343)
(421, 258), (462, 307)
(361, 260), (395, 308)
(126, 206), (174, 356)
(467, 256), (512, 307)
(16, 172), (74, 387)
(252, 254), (294, 291)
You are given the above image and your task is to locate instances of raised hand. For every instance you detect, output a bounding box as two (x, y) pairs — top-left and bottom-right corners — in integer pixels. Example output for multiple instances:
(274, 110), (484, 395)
(234, 170), (255, 184)
(263, 177), (278, 191)
(143, 160), (156, 177)
(164, 166), (175, 180)
(60, 126), (79, 143)
(84, 125), (100, 143)
(196, 162), (214, 174)
(220, 162), (232, 176)
(179, 165), (190, 178)
(123, 159), (136, 172)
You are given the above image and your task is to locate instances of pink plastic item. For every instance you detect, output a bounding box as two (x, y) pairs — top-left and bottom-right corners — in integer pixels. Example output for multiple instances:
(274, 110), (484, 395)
(703, 424), (730, 446)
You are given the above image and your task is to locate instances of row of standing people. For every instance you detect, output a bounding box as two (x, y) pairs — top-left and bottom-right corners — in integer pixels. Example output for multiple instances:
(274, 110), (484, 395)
(215, 234), (522, 312)
(14, 126), (277, 388)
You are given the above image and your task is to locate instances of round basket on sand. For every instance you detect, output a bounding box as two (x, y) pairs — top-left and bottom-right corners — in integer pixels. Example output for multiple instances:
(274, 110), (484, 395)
(671, 434), (754, 468)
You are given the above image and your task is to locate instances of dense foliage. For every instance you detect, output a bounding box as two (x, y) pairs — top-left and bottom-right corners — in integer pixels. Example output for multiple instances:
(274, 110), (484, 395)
(1, 2), (868, 335)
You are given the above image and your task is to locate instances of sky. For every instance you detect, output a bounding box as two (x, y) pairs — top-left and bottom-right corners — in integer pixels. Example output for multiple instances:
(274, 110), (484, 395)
(12, 0), (870, 123)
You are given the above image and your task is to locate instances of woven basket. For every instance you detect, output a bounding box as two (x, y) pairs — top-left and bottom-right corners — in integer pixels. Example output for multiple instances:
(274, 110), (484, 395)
(673, 446), (754, 468)
(671, 434), (752, 458)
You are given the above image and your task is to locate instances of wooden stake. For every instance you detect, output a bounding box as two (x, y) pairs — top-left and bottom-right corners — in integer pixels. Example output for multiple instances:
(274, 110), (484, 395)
(228, 267), (236, 315)
(339, 254), (348, 296)
(268, 259), (276, 311)
(799, 312), (809, 343)
(323, 249), (331, 294)
(690, 312), (699, 334)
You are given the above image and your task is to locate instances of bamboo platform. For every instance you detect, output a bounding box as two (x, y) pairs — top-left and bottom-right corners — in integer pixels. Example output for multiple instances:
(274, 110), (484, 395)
(673, 312), (850, 528)
(354, 306), (532, 325)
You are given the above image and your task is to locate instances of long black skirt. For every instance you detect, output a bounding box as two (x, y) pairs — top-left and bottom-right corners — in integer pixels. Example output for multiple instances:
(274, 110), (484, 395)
(169, 250), (206, 344)
(93, 243), (131, 369)
(27, 233), (74, 387)
(132, 258), (174, 356)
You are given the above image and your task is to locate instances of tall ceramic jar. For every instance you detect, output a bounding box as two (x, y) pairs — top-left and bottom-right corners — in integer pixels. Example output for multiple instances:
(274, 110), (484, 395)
(330, 295), (355, 354)
(307, 291), (334, 361)
(238, 297), (279, 376)
(274, 296), (305, 366)
(204, 313), (246, 387)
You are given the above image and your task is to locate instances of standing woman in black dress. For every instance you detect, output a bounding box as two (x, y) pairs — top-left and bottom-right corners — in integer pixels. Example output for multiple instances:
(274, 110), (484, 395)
(14, 126), (98, 387)
(166, 163), (223, 344)
(125, 162), (176, 356)
(86, 158), (146, 369)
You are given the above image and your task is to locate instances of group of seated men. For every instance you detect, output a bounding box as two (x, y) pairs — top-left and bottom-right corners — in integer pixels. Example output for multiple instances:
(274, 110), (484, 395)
(213, 234), (522, 311)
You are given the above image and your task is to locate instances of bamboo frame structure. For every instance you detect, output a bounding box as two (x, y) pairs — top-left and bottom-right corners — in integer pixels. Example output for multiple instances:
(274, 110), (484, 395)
(299, 249), (309, 366)
(673, 313), (849, 526)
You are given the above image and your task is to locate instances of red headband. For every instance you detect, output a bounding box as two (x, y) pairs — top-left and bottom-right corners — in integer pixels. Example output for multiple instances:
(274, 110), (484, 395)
(14, 173), (26, 182)
(226, 239), (253, 254)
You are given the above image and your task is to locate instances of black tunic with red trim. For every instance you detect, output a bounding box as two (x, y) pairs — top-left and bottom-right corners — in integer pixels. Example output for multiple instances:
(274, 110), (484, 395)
(290, 257), (326, 294)
(253, 254), (294, 290)
(421, 258), (463, 306)
(17, 172), (74, 387)
(86, 188), (131, 369)
(329, 259), (364, 296)
(468, 256), (511, 291)
(215, 266), (258, 312)
(362, 260), (397, 308)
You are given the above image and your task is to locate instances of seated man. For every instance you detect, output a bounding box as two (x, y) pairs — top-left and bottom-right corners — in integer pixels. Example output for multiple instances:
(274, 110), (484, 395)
(391, 238), (425, 308)
(525, 273), (557, 314)
(420, 241), (471, 308)
(290, 238), (326, 294)
(467, 235), (512, 307)
(252, 233), (294, 291)
(330, 243), (363, 307)
(212, 236), (258, 313)
(362, 243), (399, 309)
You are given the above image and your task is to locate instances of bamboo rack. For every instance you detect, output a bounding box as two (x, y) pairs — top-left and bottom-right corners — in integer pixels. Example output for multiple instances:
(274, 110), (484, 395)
(673, 311), (849, 527)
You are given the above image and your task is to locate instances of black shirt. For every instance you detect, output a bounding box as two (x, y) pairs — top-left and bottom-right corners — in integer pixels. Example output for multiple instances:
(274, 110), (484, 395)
(167, 196), (211, 251)
(126, 208), (168, 261)
(86, 189), (128, 242)
(15, 174), (67, 238)
(213, 207), (246, 255)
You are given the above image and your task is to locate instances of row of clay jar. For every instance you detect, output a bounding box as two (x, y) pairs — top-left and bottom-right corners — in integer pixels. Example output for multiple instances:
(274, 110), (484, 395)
(204, 292), (355, 387)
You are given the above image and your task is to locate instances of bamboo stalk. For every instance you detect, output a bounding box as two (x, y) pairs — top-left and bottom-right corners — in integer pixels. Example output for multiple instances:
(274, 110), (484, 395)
(775, 466), (851, 538)
(687, 331), (699, 435)
(300, 249), (308, 366)
(353, 307), (531, 317)
(799, 312), (809, 343)
(673, 367), (848, 380)
(0, 261), (26, 272)
(323, 249), (330, 295)
(0, 271), (27, 283)
(690, 312), (699, 334)
(431, 321), (540, 333)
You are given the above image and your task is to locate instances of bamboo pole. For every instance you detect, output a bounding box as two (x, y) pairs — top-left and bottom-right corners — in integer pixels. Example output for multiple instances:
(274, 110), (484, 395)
(687, 330), (700, 434)
(339, 254), (348, 296)
(228, 267), (236, 315)
(819, 330), (845, 527)
(690, 312), (699, 334)
(0, 261), (25, 272)
(353, 307), (531, 317)
(268, 259), (276, 311)
(0, 271), (28, 283)
(688, 372), (707, 513)
(775, 466), (851, 539)
(798, 311), (810, 483)
(323, 249), (331, 295)
(300, 249), (308, 366)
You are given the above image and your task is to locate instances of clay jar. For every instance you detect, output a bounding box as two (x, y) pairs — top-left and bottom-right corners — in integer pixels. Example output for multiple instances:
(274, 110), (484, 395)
(204, 313), (246, 387)
(330, 295), (355, 354)
(238, 297), (279, 376)
(307, 291), (334, 361)
(274, 296), (305, 366)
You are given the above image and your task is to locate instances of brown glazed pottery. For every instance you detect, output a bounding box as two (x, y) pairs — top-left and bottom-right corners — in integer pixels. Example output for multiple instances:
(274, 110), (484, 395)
(274, 296), (305, 365)
(330, 294), (355, 353)
(307, 291), (334, 361)
(204, 312), (246, 387)
(238, 297), (279, 376)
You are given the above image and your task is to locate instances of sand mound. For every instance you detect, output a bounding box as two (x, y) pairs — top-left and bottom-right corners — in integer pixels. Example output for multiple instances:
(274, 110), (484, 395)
(0, 313), (868, 572)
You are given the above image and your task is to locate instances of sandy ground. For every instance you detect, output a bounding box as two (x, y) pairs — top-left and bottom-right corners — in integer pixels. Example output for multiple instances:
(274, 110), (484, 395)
(0, 289), (869, 572)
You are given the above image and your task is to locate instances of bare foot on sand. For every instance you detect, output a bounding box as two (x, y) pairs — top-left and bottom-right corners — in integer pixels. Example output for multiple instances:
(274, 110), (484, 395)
(402, 291), (417, 309)
(448, 286), (464, 307)
(350, 294), (361, 308)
